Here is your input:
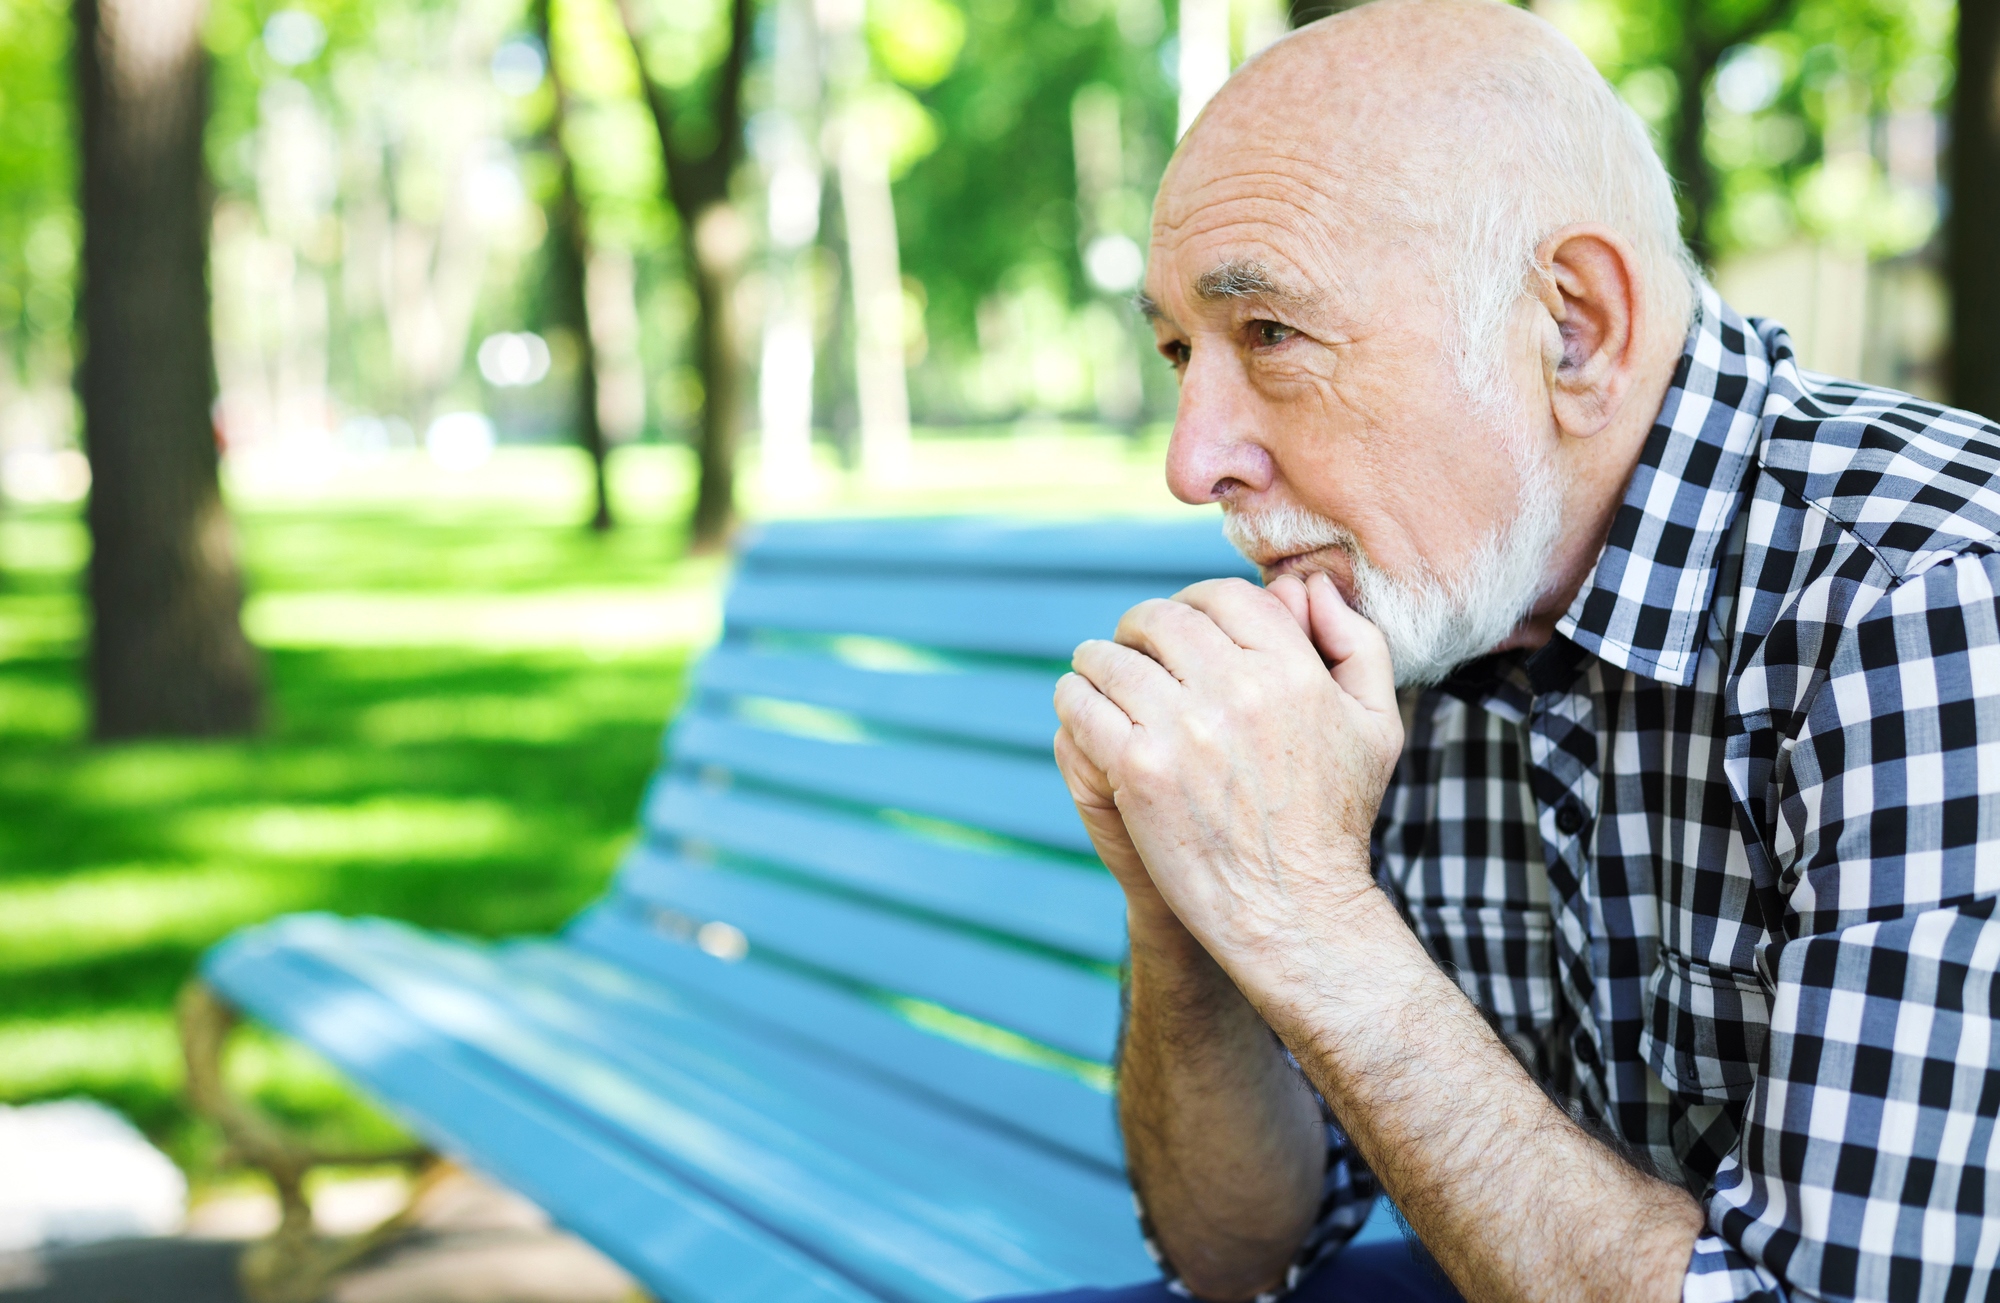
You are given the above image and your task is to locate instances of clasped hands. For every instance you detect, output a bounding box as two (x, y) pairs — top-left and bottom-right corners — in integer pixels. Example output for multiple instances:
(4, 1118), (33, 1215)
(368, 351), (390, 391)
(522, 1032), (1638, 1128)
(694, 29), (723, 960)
(1053, 571), (1405, 996)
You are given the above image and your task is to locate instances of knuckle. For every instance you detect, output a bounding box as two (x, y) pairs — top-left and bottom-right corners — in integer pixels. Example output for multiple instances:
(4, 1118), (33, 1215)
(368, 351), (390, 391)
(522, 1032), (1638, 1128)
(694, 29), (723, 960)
(1223, 672), (1265, 712)
(1122, 739), (1171, 783)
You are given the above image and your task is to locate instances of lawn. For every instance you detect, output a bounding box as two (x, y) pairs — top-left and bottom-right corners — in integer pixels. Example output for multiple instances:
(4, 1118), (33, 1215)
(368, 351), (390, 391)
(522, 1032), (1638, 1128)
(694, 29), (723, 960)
(0, 430), (1184, 1186)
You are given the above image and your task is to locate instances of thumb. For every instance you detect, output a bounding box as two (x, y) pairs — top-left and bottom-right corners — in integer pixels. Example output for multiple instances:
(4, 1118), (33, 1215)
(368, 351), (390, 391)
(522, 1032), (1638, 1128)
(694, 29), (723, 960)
(1306, 572), (1399, 718)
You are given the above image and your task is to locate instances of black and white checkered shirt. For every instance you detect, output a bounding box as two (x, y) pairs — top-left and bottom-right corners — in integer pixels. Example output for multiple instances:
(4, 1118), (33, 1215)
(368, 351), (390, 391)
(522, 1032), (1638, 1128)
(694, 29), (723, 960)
(1148, 288), (2000, 1302)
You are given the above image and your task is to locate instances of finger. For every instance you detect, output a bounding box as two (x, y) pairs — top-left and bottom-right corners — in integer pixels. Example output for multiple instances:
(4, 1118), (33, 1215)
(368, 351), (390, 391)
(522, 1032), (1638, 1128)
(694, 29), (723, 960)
(1053, 669), (1135, 768)
(1306, 571), (1399, 717)
(1112, 597), (1237, 680)
(1171, 576), (1319, 656)
(1071, 638), (1181, 721)
(1052, 724), (1116, 809)
(1266, 574), (1313, 641)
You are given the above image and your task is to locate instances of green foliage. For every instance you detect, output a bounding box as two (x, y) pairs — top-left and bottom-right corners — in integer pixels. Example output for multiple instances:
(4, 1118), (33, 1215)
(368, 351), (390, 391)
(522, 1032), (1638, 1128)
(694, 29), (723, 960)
(869, 0), (968, 87)
(549, 0), (672, 250)
(0, 0), (74, 386)
(626, 0), (738, 161)
(1551, 0), (1954, 260)
(893, 0), (1173, 359)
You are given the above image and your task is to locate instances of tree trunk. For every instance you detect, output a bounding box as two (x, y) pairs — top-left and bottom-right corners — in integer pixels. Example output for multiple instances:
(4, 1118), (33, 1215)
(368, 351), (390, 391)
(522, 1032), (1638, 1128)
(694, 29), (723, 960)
(836, 132), (912, 483)
(1951, 0), (2000, 420)
(616, 0), (751, 552)
(1671, 38), (1722, 269)
(537, 0), (612, 531)
(685, 215), (743, 547)
(74, 0), (261, 739)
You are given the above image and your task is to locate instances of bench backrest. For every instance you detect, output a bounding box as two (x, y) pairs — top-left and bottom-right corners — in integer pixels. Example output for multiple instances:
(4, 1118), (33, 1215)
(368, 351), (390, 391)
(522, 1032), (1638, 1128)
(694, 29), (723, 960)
(563, 516), (1254, 1172)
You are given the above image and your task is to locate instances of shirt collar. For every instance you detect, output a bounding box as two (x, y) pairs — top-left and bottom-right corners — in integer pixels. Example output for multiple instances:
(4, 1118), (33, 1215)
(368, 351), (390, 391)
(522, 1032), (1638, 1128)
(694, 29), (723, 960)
(1551, 284), (1768, 687)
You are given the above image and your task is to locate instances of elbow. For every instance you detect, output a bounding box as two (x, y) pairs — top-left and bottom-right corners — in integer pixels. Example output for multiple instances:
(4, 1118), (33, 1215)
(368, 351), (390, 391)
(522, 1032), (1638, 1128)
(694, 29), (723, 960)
(1164, 1227), (1312, 1303)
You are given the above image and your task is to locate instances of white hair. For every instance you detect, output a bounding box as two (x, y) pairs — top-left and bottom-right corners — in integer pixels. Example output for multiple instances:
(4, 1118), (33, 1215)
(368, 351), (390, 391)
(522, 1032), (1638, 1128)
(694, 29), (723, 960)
(1384, 27), (1702, 414)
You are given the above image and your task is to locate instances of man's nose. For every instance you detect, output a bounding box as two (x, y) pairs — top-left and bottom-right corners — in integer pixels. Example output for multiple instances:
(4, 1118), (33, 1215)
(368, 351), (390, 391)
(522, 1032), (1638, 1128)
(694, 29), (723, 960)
(1163, 350), (1276, 505)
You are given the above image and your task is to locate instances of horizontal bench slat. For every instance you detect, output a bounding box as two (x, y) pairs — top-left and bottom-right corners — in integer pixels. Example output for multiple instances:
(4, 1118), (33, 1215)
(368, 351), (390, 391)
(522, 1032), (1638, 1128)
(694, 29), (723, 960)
(740, 516), (1253, 580)
(215, 916), (1151, 1299)
(562, 907), (1123, 1169)
(693, 644), (1060, 752)
(617, 850), (1121, 1063)
(641, 778), (1127, 964)
(670, 712), (1090, 855)
(204, 922), (888, 1303)
(722, 573), (1183, 662)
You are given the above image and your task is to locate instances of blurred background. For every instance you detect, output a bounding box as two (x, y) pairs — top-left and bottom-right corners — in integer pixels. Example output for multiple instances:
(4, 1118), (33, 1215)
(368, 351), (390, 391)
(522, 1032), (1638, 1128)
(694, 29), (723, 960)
(0, 0), (1989, 1270)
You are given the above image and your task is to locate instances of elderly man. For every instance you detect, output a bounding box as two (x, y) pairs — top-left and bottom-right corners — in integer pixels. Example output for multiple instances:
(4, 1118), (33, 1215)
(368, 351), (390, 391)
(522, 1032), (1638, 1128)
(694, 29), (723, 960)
(1039, 2), (2000, 1302)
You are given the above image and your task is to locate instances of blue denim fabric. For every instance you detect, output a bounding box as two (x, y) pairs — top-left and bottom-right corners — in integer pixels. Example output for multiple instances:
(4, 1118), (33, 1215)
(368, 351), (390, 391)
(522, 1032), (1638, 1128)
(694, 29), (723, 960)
(989, 1239), (1466, 1303)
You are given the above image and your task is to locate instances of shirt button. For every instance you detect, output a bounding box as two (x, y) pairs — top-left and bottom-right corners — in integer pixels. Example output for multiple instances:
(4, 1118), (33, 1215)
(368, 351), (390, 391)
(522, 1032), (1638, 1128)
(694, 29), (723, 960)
(1555, 802), (1587, 836)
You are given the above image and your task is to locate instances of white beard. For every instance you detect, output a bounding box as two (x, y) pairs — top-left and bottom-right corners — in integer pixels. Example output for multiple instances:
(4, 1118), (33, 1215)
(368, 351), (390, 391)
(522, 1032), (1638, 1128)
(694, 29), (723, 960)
(1222, 441), (1566, 689)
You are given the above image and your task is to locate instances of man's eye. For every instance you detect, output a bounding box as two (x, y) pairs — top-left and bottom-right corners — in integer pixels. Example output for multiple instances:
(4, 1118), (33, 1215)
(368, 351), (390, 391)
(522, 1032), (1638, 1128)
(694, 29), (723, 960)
(1160, 341), (1190, 370)
(1255, 321), (1296, 347)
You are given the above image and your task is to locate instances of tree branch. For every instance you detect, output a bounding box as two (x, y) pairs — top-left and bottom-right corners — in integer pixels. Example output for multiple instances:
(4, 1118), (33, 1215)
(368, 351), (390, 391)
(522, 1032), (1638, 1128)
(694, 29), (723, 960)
(613, 0), (753, 219)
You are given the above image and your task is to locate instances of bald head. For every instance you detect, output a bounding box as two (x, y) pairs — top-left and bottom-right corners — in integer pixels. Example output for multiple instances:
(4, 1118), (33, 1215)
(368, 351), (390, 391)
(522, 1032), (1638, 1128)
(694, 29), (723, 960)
(1159, 0), (1695, 405)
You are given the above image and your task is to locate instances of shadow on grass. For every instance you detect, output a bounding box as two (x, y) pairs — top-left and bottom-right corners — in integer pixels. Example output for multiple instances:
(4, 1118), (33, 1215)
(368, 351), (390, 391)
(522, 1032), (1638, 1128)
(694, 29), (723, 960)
(0, 641), (691, 1174)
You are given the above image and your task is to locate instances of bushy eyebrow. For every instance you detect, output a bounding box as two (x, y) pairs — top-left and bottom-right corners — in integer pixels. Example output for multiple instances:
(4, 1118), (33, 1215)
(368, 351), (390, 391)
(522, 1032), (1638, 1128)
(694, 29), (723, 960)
(1134, 259), (1320, 324)
(1195, 260), (1283, 299)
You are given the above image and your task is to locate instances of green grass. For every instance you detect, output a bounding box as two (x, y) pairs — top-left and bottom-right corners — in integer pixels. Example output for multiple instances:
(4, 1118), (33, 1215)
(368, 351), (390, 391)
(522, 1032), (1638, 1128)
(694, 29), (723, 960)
(0, 432), (1186, 1184)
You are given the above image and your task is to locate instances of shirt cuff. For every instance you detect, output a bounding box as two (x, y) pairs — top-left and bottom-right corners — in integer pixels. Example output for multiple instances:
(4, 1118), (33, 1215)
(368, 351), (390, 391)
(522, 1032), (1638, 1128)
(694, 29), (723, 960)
(1682, 1230), (1787, 1303)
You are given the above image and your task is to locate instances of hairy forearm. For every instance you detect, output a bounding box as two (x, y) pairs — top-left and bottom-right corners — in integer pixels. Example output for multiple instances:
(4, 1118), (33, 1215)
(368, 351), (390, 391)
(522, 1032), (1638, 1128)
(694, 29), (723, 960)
(1262, 887), (1702, 1303)
(1119, 909), (1325, 1301)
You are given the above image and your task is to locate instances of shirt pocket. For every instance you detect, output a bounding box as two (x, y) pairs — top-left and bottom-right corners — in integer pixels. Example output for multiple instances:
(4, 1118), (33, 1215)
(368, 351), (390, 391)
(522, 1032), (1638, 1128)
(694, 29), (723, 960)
(1639, 948), (1771, 1104)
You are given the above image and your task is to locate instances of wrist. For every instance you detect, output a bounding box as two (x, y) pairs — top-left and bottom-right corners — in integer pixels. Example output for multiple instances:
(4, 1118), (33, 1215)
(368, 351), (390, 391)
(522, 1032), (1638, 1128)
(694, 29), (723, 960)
(1234, 882), (1437, 1046)
(1126, 898), (1209, 968)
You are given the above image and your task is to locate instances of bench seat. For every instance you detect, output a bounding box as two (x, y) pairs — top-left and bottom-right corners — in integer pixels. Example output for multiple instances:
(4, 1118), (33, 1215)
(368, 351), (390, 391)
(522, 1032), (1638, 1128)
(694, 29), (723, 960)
(199, 517), (1396, 1302)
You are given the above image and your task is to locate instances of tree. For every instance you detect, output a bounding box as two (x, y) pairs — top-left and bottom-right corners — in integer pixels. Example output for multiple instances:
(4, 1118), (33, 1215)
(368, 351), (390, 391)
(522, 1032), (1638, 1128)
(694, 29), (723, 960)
(890, 0), (1171, 397)
(1951, 0), (1999, 419)
(1659, 0), (1801, 264)
(616, 0), (751, 550)
(538, 0), (614, 532)
(73, 0), (261, 738)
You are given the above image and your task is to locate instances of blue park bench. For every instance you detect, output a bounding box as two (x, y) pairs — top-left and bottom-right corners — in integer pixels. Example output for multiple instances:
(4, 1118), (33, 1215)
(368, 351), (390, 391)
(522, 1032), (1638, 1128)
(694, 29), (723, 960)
(180, 515), (1398, 1303)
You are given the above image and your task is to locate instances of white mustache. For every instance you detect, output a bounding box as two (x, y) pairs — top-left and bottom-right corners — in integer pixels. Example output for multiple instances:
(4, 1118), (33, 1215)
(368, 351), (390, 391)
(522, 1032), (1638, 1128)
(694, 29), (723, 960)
(1221, 502), (1356, 565)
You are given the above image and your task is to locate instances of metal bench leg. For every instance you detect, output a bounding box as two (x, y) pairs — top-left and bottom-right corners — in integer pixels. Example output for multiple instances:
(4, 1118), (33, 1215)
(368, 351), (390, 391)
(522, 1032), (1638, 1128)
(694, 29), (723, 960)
(177, 979), (438, 1303)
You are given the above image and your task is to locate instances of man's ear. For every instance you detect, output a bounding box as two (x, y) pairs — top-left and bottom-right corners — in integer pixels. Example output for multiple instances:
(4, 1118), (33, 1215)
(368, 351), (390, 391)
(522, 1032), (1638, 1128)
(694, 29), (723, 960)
(1532, 225), (1644, 439)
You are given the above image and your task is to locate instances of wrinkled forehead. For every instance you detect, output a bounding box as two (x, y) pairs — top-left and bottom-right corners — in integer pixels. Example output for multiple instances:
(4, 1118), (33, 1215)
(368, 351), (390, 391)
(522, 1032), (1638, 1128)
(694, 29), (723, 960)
(1145, 141), (1391, 321)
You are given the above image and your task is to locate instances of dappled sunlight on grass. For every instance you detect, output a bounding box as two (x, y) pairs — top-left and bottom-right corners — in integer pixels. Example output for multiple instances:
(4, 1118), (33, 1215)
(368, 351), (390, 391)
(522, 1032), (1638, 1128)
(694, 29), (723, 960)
(0, 642), (682, 1165)
(178, 798), (536, 864)
(0, 1011), (183, 1104)
(0, 672), (83, 738)
(0, 510), (86, 574)
(0, 594), (81, 659)
(739, 424), (1189, 521)
(0, 866), (313, 974)
(356, 676), (679, 744)
(247, 584), (722, 652)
